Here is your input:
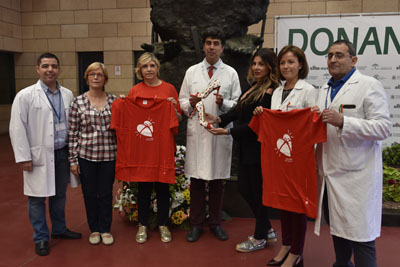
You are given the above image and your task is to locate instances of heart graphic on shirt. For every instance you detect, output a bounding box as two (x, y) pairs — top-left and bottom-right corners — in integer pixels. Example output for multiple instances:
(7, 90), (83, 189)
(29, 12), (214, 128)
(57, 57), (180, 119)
(137, 120), (153, 137)
(276, 133), (292, 157)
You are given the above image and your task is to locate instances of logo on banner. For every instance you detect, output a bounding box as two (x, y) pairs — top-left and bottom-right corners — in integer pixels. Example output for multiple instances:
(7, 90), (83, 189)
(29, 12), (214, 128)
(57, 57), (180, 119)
(371, 64), (380, 70)
(394, 104), (400, 109)
(395, 85), (400, 89)
(393, 123), (400, 128)
(136, 119), (154, 140)
(373, 74), (385, 80)
(275, 131), (294, 162)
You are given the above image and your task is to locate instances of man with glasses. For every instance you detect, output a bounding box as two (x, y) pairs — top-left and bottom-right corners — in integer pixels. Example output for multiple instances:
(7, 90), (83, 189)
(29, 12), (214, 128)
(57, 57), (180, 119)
(9, 53), (81, 256)
(313, 40), (391, 267)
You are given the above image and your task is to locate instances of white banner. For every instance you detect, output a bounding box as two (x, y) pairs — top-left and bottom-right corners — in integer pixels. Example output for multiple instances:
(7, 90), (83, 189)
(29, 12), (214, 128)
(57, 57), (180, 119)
(275, 13), (400, 147)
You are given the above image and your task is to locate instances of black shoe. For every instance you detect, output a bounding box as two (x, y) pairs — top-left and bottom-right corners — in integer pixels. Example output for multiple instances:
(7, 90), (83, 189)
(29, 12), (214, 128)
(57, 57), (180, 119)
(210, 226), (228, 241)
(186, 227), (203, 242)
(51, 229), (82, 239)
(266, 251), (289, 266)
(35, 241), (49, 256)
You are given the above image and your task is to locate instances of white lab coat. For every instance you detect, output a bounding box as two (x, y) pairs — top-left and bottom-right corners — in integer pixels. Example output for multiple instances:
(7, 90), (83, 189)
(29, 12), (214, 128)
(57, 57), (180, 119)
(9, 80), (78, 197)
(271, 79), (317, 110)
(314, 70), (391, 242)
(179, 59), (241, 180)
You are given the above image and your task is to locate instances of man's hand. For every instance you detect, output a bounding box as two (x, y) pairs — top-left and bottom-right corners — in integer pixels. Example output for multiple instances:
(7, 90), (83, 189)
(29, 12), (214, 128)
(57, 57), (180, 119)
(70, 164), (80, 176)
(19, 161), (33, 172)
(322, 109), (344, 128)
(215, 93), (223, 107)
(189, 95), (201, 108)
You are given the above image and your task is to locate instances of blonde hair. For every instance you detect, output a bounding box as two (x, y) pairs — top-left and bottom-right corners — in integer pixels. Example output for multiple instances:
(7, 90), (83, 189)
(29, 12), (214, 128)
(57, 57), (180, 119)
(135, 52), (161, 80)
(239, 48), (279, 108)
(84, 62), (109, 85)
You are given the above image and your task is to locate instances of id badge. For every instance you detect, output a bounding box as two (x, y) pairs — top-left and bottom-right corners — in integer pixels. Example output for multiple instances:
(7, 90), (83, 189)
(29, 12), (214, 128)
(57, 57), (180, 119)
(55, 123), (66, 132)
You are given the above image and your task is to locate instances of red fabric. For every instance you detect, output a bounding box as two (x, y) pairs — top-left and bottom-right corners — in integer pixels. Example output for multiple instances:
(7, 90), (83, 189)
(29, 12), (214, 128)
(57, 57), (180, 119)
(128, 81), (181, 114)
(249, 108), (326, 218)
(110, 96), (178, 183)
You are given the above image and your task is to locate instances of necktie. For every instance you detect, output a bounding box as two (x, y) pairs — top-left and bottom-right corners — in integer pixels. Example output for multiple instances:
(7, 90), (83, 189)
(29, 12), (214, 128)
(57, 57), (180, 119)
(208, 65), (214, 78)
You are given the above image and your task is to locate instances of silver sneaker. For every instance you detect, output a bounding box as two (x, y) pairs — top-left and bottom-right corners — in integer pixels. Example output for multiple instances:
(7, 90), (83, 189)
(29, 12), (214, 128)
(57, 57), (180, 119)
(159, 226), (172, 243)
(236, 236), (266, 253)
(136, 224), (147, 244)
(267, 228), (277, 243)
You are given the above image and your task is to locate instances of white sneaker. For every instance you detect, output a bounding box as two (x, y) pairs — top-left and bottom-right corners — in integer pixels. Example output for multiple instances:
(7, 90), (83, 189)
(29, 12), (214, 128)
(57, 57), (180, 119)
(101, 233), (114, 245)
(89, 232), (101, 245)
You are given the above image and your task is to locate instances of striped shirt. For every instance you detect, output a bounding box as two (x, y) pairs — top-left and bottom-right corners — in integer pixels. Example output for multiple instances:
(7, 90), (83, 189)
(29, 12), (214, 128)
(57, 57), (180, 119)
(68, 92), (117, 165)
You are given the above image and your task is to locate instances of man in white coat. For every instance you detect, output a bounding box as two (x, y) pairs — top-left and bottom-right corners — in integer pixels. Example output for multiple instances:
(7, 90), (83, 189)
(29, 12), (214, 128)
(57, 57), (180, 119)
(314, 40), (391, 267)
(9, 53), (81, 256)
(179, 27), (241, 242)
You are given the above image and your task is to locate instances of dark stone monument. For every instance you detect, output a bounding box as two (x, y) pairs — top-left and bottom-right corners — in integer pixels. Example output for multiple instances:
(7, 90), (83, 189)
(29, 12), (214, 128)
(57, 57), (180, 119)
(143, 0), (270, 92)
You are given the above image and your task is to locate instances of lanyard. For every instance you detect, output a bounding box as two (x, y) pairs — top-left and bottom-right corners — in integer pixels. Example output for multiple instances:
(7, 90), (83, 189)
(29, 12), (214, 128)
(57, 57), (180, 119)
(45, 90), (62, 122)
(325, 86), (332, 109)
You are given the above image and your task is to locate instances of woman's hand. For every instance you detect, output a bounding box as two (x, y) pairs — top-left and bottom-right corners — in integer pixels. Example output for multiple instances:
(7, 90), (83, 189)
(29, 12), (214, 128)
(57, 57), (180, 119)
(70, 164), (80, 176)
(205, 113), (220, 124)
(167, 97), (177, 107)
(208, 128), (228, 135)
(253, 106), (264, 115)
(311, 105), (320, 113)
(119, 94), (126, 99)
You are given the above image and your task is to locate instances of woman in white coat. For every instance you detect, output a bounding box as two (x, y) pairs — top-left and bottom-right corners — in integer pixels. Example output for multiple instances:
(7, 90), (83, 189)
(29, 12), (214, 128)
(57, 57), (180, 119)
(256, 45), (317, 267)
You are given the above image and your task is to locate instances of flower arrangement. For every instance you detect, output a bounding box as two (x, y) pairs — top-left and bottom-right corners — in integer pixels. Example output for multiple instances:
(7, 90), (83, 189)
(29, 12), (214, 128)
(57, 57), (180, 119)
(383, 164), (400, 202)
(114, 145), (191, 230)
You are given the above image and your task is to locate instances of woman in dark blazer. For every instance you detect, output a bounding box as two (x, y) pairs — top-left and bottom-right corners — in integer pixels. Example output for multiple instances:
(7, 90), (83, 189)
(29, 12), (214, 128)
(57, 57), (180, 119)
(207, 48), (280, 252)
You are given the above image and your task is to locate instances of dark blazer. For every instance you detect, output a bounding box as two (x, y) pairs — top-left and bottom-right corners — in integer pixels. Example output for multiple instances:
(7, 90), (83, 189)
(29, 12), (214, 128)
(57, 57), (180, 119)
(219, 87), (272, 165)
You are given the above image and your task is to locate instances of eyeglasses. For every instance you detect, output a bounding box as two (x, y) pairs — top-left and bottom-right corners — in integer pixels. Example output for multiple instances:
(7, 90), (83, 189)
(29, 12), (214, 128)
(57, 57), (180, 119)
(325, 53), (352, 60)
(89, 72), (104, 78)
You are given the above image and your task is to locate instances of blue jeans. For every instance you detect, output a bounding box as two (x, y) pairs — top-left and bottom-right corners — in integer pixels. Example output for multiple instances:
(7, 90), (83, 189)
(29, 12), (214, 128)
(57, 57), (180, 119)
(28, 147), (70, 243)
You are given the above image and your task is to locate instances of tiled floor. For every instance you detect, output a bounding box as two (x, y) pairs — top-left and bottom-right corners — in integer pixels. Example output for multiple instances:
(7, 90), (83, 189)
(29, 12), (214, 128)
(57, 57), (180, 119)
(1, 134), (399, 267)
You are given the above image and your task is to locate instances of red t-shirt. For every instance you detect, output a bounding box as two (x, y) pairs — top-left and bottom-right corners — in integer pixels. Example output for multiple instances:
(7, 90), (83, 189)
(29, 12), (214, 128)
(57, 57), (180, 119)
(249, 108), (326, 218)
(110, 97), (178, 184)
(128, 81), (181, 114)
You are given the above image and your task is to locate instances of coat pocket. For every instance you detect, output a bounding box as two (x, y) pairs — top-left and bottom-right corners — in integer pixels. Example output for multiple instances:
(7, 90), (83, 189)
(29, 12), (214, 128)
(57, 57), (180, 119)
(30, 146), (45, 166)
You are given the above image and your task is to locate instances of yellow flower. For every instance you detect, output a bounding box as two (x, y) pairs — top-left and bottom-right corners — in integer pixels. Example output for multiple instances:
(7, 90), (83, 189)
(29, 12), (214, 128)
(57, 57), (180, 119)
(182, 189), (190, 203)
(131, 210), (138, 222)
(171, 210), (185, 225)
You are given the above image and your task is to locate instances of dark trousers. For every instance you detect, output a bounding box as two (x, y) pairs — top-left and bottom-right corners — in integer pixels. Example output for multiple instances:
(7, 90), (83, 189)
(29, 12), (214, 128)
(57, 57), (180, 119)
(323, 186), (377, 267)
(138, 182), (170, 226)
(280, 210), (307, 255)
(189, 178), (224, 229)
(238, 163), (272, 239)
(78, 158), (115, 233)
(28, 147), (69, 242)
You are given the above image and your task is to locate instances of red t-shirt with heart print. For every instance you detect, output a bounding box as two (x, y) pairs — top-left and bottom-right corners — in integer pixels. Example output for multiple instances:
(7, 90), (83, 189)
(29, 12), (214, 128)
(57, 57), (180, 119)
(110, 97), (178, 184)
(249, 108), (326, 218)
